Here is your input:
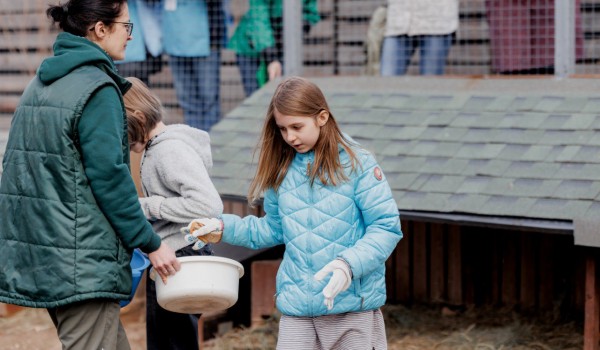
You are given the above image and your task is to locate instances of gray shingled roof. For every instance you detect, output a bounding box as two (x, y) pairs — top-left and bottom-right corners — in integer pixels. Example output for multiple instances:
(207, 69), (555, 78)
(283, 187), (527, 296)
(210, 77), (600, 223)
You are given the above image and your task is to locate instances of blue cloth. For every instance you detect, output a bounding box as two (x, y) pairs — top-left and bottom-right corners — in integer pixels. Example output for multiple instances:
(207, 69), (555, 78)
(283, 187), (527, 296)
(221, 141), (403, 317)
(123, 0), (227, 60)
(120, 1), (225, 129)
(120, 0), (163, 63)
(169, 50), (221, 130)
(235, 55), (260, 97)
(380, 34), (453, 76)
(162, 0), (210, 57)
(163, 0), (225, 129)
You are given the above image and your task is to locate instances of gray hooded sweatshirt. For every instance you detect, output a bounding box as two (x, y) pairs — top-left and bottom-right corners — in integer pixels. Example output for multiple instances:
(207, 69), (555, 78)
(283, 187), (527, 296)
(138, 124), (223, 251)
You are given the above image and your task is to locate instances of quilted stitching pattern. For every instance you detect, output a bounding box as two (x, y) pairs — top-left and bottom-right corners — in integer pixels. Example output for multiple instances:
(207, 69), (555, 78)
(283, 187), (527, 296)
(223, 145), (402, 317)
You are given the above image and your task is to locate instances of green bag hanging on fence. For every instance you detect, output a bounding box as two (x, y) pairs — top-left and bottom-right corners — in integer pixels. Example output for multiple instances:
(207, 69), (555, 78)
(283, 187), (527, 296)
(256, 60), (268, 88)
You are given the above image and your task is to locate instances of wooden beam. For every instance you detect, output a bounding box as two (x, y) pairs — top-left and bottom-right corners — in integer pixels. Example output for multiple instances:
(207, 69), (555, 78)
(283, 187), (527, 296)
(447, 225), (462, 305)
(501, 233), (518, 307)
(584, 250), (600, 350)
(538, 238), (555, 309)
(0, 303), (24, 317)
(251, 260), (280, 327)
(412, 222), (428, 302)
(429, 223), (444, 302)
(396, 220), (411, 302)
(520, 234), (537, 310)
(198, 316), (204, 350)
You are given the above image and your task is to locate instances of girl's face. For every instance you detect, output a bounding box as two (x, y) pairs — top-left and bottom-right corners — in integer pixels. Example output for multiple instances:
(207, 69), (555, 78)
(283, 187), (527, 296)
(89, 3), (132, 61)
(274, 108), (328, 153)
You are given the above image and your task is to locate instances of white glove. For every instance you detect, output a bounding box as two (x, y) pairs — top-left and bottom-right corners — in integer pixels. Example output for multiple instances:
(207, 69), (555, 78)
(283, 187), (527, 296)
(180, 218), (223, 250)
(314, 259), (352, 310)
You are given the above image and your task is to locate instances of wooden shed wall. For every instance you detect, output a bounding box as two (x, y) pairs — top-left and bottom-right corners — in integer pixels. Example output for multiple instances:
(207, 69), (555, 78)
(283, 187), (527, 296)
(388, 220), (583, 315)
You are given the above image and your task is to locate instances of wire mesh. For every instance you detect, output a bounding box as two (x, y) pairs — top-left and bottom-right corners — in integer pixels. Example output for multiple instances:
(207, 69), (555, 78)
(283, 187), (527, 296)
(1, 0), (600, 125)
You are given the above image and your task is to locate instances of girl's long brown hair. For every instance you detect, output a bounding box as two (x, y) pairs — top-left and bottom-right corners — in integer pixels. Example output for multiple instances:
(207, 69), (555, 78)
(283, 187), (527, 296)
(248, 77), (359, 204)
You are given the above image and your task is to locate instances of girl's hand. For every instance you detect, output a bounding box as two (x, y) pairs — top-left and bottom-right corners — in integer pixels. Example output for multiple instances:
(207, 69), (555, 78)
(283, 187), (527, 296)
(314, 259), (352, 310)
(181, 218), (223, 250)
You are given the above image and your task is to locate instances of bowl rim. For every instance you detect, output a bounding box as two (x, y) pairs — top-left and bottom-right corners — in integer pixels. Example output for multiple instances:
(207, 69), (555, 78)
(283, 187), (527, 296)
(176, 256), (245, 278)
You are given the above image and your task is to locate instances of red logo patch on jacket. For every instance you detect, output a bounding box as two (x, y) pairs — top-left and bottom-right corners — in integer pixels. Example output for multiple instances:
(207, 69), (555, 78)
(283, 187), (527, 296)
(374, 167), (383, 181)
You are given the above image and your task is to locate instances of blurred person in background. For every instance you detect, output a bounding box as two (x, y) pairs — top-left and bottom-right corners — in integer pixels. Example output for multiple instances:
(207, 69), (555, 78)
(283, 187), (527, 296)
(163, 0), (227, 131)
(116, 0), (164, 85)
(365, 5), (388, 76)
(486, 0), (584, 75)
(380, 0), (458, 76)
(228, 0), (320, 97)
(0, 1), (179, 349)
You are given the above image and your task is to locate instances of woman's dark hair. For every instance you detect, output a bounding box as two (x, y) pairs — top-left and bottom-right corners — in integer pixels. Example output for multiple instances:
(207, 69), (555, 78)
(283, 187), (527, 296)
(46, 0), (127, 37)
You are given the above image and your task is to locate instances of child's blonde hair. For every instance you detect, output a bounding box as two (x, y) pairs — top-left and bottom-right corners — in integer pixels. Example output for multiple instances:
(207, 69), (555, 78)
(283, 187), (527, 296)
(123, 77), (163, 146)
(248, 76), (359, 204)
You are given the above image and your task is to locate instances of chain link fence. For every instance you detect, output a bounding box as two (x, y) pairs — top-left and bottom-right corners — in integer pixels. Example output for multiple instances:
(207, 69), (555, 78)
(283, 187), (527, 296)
(1, 0), (599, 125)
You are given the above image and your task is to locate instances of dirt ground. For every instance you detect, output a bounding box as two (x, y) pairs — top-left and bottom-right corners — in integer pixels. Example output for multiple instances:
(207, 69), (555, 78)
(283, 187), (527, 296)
(0, 294), (584, 350)
(203, 304), (584, 350)
(0, 301), (147, 350)
(0, 278), (148, 350)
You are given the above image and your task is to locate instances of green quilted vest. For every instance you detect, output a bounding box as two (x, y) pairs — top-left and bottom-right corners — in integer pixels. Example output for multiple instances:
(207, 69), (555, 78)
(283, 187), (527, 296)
(0, 66), (133, 308)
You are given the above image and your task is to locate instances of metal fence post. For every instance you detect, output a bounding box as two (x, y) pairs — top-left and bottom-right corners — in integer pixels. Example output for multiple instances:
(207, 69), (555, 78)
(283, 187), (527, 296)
(283, 0), (303, 76)
(554, 0), (576, 78)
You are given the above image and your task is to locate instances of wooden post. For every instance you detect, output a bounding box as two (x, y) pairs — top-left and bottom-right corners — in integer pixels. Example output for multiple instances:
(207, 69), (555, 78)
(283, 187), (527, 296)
(430, 223), (444, 302)
(251, 260), (281, 327)
(198, 316), (204, 350)
(520, 234), (537, 310)
(396, 221), (411, 302)
(447, 225), (462, 305)
(412, 222), (428, 302)
(584, 250), (599, 350)
(0, 303), (23, 317)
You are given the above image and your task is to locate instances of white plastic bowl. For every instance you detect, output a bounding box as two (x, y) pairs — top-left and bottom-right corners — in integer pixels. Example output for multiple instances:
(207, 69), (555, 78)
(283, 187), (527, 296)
(152, 256), (244, 314)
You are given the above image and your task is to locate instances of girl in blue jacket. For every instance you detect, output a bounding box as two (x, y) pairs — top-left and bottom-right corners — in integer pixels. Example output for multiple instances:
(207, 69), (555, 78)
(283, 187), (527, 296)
(183, 76), (403, 349)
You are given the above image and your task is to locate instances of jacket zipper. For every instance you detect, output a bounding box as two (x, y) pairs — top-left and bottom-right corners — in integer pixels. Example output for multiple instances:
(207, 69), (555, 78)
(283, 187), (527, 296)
(306, 154), (316, 315)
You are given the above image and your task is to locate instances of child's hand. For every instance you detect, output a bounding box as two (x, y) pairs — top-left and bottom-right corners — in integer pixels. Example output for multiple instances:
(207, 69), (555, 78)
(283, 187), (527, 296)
(314, 258), (352, 310)
(181, 218), (223, 250)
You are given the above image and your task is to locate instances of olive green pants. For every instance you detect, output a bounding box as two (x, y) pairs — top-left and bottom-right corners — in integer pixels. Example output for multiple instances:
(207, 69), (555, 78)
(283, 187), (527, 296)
(47, 299), (130, 350)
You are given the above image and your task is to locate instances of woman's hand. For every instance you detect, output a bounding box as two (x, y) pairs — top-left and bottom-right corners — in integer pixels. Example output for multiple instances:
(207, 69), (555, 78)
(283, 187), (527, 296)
(148, 242), (180, 284)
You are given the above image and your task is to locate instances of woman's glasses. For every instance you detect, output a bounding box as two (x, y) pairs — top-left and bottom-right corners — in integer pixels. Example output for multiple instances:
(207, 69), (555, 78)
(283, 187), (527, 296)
(89, 21), (134, 36)
(113, 21), (134, 36)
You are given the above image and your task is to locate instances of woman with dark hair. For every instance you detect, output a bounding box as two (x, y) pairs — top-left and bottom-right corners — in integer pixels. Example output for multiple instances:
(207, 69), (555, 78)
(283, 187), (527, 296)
(0, 1), (180, 349)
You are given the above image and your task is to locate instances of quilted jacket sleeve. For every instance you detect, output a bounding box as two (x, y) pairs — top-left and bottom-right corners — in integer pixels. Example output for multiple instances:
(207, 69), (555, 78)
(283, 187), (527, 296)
(79, 86), (161, 253)
(221, 188), (284, 249)
(338, 152), (402, 279)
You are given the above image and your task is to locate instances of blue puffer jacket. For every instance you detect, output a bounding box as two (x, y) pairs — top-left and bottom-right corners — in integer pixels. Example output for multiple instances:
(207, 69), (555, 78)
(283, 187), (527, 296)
(222, 142), (402, 317)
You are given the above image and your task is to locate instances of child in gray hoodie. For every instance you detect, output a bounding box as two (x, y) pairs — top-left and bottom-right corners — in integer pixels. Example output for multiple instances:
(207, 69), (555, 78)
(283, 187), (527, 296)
(123, 77), (223, 350)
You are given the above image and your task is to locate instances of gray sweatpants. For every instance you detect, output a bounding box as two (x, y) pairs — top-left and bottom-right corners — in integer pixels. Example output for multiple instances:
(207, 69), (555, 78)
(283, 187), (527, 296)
(47, 299), (130, 350)
(276, 309), (387, 350)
